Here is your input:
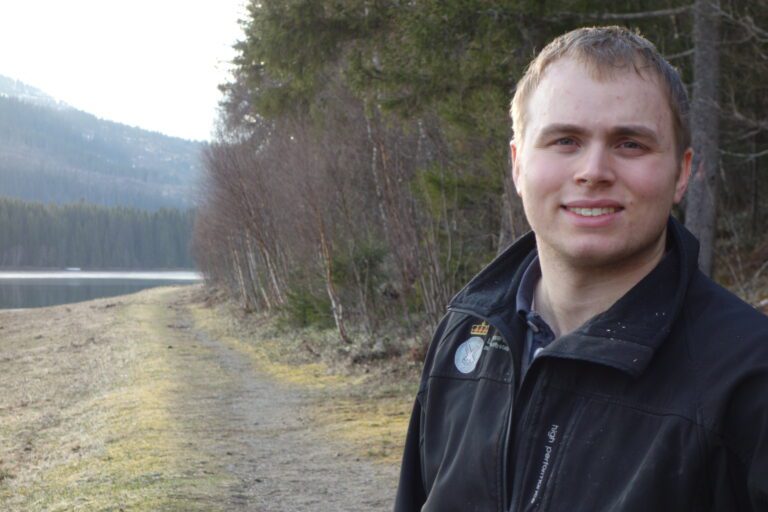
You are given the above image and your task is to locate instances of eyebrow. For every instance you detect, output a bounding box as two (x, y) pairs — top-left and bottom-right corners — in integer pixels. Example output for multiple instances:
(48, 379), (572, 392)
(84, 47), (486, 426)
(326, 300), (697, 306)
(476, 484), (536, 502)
(611, 125), (660, 145)
(535, 123), (661, 145)
(536, 124), (588, 142)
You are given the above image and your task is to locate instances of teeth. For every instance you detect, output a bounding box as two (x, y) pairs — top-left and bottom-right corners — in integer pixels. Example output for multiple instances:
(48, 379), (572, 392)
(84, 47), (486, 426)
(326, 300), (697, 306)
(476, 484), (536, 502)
(568, 207), (616, 217)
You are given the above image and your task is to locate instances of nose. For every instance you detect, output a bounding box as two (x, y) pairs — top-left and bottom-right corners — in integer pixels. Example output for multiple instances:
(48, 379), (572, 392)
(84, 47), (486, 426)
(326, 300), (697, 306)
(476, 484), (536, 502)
(573, 145), (615, 186)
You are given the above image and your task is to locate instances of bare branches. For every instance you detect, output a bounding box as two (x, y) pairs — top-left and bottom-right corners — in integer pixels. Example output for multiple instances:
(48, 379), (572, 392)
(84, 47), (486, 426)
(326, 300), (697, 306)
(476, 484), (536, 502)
(665, 48), (694, 60)
(548, 5), (693, 22)
(717, 4), (768, 43)
(727, 107), (768, 133)
(720, 148), (768, 160)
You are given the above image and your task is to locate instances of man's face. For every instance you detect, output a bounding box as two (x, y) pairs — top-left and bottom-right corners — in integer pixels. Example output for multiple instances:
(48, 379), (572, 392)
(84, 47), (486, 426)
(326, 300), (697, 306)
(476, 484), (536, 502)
(511, 57), (692, 270)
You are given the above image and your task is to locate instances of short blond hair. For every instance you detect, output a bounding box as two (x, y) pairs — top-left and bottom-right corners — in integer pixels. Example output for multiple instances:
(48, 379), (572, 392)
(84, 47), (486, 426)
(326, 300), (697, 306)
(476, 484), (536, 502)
(510, 26), (690, 158)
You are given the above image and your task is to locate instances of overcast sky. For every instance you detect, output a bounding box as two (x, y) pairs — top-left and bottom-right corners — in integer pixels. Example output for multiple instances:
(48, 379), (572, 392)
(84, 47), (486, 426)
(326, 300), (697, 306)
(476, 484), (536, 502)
(0, 0), (247, 141)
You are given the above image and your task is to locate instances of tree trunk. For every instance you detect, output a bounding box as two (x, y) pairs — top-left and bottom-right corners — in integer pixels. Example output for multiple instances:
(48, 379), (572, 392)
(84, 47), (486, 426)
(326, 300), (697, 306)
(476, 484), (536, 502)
(245, 235), (272, 311)
(685, 0), (720, 276)
(230, 243), (253, 312)
(319, 223), (351, 344)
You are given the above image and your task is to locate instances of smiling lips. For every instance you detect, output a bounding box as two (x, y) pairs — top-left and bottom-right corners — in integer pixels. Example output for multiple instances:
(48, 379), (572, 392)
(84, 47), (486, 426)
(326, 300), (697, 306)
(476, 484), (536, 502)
(562, 202), (625, 220)
(566, 206), (619, 217)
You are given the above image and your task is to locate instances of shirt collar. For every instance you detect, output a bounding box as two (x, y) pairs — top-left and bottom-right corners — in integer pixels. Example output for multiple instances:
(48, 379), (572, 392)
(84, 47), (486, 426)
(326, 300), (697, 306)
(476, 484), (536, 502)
(515, 252), (541, 316)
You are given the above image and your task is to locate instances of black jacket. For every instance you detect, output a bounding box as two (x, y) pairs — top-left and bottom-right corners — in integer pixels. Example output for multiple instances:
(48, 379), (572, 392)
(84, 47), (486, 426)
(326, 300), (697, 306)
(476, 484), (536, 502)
(395, 218), (768, 511)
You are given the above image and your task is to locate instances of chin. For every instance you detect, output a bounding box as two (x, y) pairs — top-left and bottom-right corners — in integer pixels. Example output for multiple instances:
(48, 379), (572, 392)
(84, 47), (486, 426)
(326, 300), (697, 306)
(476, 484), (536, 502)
(563, 248), (624, 268)
(558, 235), (666, 271)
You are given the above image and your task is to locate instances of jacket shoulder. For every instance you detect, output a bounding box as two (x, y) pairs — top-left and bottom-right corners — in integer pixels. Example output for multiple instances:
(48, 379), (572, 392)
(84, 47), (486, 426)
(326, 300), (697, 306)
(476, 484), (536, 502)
(684, 271), (768, 452)
(683, 270), (768, 356)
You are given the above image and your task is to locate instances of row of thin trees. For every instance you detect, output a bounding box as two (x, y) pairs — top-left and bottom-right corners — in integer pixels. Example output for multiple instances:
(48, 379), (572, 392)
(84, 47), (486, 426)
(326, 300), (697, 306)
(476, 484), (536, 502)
(193, 89), (465, 342)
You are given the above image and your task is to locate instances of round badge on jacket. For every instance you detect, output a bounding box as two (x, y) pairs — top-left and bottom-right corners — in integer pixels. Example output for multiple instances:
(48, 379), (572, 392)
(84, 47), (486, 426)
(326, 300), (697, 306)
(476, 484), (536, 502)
(455, 336), (484, 374)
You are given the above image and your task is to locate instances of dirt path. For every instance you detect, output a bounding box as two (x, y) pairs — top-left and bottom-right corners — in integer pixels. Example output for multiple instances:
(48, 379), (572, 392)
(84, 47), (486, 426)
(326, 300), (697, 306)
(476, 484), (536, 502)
(165, 293), (399, 510)
(0, 286), (404, 511)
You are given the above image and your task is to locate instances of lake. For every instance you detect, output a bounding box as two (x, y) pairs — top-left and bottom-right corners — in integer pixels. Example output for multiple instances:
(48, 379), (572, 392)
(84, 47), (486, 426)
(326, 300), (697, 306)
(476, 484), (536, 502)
(0, 270), (202, 310)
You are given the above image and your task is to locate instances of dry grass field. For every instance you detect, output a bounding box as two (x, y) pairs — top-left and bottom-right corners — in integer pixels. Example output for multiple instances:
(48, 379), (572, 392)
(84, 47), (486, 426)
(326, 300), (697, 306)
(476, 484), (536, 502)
(0, 285), (416, 511)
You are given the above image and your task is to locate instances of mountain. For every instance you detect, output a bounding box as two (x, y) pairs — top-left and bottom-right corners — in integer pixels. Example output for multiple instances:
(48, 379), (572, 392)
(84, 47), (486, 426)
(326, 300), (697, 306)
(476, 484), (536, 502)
(0, 75), (70, 110)
(0, 75), (204, 210)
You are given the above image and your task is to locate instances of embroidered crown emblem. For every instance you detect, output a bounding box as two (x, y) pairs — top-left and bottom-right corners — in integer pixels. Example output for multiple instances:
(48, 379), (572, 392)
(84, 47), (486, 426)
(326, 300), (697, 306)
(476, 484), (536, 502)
(470, 321), (490, 336)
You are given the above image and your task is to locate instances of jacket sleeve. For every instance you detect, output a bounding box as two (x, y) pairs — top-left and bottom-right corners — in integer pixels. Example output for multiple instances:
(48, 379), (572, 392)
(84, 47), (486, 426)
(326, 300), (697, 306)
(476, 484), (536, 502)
(710, 368), (768, 510)
(730, 371), (768, 510)
(394, 313), (454, 511)
(394, 398), (426, 511)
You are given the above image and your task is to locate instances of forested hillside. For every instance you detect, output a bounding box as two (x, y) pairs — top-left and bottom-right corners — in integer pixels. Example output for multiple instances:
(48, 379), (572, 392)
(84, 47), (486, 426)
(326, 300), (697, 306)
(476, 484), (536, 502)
(0, 75), (67, 110)
(0, 84), (202, 210)
(194, 1), (767, 344)
(0, 198), (194, 269)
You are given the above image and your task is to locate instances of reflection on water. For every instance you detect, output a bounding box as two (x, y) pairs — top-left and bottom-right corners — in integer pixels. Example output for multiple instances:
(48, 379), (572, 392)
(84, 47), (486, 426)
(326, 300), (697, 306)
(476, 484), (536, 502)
(0, 271), (203, 309)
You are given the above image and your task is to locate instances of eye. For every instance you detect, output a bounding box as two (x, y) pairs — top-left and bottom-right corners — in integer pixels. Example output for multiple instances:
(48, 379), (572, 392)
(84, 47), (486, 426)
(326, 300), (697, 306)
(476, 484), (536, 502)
(550, 137), (580, 152)
(617, 140), (647, 152)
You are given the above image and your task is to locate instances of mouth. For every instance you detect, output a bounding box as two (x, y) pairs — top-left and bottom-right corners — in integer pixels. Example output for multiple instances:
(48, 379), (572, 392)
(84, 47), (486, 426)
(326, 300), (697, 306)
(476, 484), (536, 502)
(564, 206), (621, 217)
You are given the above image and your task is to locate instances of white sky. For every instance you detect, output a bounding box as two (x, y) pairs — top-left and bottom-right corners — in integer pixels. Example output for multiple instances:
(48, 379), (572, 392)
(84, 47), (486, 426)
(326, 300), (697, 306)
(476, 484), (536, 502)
(0, 0), (247, 141)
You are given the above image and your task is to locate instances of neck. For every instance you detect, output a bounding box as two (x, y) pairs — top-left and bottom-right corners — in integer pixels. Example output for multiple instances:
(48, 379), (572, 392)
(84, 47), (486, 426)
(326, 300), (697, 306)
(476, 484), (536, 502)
(534, 234), (667, 336)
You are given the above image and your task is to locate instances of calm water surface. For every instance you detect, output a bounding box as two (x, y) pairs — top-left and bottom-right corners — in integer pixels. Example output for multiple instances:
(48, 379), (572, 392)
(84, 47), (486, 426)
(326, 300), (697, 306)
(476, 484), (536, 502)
(0, 271), (202, 309)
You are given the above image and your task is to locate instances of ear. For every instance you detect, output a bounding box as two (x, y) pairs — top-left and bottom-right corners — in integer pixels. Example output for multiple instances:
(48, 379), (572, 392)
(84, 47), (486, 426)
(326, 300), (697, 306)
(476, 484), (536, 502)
(673, 147), (693, 203)
(510, 140), (522, 197)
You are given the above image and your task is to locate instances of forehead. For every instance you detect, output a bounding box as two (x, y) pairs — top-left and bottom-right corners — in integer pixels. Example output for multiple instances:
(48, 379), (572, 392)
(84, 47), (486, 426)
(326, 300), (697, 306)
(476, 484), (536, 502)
(526, 58), (673, 141)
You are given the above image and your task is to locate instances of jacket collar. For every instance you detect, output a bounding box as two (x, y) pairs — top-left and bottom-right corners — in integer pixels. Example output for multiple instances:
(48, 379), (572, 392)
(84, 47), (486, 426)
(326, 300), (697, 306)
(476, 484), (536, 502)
(449, 217), (700, 378)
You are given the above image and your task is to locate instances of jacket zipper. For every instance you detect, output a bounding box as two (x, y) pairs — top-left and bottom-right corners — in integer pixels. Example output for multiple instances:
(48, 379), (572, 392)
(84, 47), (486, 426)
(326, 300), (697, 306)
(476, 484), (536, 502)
(501, 386), (515, 510)
(506, 360), (549, 511)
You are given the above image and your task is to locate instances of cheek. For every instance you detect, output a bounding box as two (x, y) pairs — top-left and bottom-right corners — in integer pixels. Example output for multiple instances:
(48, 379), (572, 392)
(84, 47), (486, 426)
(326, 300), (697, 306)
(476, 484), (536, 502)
(519, 155), (563, 199)
(626, 173), (677, 203)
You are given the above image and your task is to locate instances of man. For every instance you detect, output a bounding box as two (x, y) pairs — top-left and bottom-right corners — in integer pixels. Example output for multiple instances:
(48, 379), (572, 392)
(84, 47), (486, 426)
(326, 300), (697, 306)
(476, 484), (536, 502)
(395, 26), (768, 511)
